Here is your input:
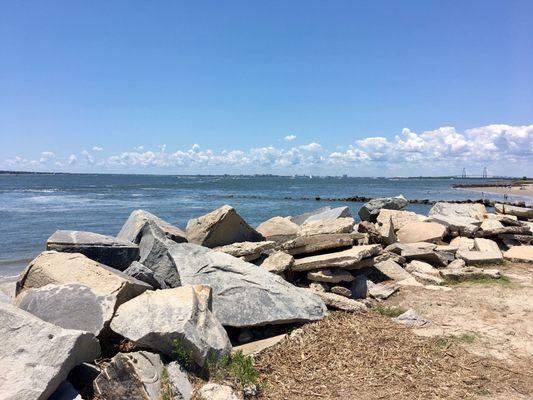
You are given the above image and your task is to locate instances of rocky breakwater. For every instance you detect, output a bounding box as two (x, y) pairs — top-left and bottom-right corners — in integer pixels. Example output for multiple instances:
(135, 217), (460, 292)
(1, 199), (532, 399)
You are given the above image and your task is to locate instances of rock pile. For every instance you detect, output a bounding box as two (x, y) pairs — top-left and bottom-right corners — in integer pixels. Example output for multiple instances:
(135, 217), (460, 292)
(1, 199), (532, 399)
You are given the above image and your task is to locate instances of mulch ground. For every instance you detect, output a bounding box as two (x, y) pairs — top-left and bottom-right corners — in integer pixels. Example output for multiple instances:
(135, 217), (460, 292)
(254, 312), (532, 400)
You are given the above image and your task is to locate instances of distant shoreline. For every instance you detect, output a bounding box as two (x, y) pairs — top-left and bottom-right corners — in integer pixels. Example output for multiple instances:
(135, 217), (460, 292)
(0, 170), (528, 180)
(459, 184), (533, 198)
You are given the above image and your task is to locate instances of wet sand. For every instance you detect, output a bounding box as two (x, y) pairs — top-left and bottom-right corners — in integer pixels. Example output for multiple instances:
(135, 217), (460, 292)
(465, 184), (533, 198)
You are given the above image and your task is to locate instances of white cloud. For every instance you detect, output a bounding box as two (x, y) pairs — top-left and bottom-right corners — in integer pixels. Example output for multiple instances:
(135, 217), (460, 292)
(299, 142), (322, 152)
(284, 134), (297, 142)
(39, 151), (55, 163)
(92, 146), (103, 151)
(81, 150), (94, 165)
(3, 124), (532, 174)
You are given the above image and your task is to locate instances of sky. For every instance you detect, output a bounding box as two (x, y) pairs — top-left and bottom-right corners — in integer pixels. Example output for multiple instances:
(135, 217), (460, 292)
(1, 1), (532, 176)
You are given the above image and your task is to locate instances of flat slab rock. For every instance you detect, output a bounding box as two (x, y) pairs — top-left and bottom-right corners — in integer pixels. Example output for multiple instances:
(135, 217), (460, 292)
(392, 309), (431, 327)
(281, 233), (354, 255)
(46, 230), (139, 271)
(291, 206), (351, 225)
(166, 243), (327, 327)
(456, 249), (503, 265)
(441, 266), (501, 279)
(495, 203), (533, 219)
(426, 215), (480, 237)
(429, 202), (487, 220)
(110, 285), (231, 366)
(503, 245), (533, 263)
(255, 216), (299, 239)
(258, 251), (294, 274)
(374, 259), (414, 281)
(214, 241), (275, 261)
(298, 217), (355, 236)
(396, 221), (447, 244)
(117, 209), (187, 244)
(307, 288), (367, 312)
(0, 303), (100, 400)
(93, 351), (192, 400)
(15, 251), (150, 306)
(307, 269), (355, 283)
(291, 244), (381, 272)
(186, 205), (264, 248)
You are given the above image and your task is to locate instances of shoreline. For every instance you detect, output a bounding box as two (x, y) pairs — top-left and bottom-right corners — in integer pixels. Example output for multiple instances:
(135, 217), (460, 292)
(458, 184), (533, 198)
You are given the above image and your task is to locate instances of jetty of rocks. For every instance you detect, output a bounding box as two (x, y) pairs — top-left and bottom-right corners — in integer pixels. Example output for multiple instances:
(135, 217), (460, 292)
(1, 197), (532, 399)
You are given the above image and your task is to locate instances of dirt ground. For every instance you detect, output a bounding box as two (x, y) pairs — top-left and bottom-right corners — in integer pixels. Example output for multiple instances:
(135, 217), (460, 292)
(255, 262), (533, 400)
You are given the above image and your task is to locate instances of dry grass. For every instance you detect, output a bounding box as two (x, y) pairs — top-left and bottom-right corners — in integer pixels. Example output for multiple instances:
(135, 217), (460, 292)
(255, 312), (532, 399)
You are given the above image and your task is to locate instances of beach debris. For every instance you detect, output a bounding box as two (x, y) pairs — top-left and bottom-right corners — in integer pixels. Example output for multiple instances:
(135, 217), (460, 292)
(199, 383), (239, 400)
(117, 209), (188, 244)
(93, 351), (193, 400)
(0, 303), (100, 400)
(429, 202), (487, 220)
(503, 245), (533, 263)
(392, 309), (431, 327)
(110, 285), (231, 366)
(186, 204), (265, 248)
(46, 230), (139, 271)
(358, 195), (408, 222)
(396, 221), (447, 244)
(291, 205), (352, 225)
(14, 283), (115, 337)
(214, 240), (275, 261)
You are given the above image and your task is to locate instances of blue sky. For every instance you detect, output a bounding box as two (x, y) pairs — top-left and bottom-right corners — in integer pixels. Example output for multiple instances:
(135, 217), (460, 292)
(1, 1), (532, 176)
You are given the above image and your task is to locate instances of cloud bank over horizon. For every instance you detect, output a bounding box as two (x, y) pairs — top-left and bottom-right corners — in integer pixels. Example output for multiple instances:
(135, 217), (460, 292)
(4, 124), (533, 177)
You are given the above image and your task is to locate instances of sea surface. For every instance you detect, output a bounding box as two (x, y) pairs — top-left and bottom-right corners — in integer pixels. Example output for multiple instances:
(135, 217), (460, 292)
(1, 174), (530, 280)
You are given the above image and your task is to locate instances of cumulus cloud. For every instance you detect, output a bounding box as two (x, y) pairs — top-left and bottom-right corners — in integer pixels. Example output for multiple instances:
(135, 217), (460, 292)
(81, 150), (94, 165)
(92, 146), (103, 151)
(284, 134), (297, 142)
(3, 124), (532, 174)
(39, 151), (55, 163)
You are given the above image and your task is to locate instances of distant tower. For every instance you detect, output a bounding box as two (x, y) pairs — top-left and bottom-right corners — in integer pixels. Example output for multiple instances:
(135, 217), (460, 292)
(482, 167), (488, 179)
(461, 167), (467, 178)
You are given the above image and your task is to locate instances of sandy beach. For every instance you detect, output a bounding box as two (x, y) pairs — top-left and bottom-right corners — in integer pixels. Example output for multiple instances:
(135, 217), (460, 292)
(464, 183), (533, 198)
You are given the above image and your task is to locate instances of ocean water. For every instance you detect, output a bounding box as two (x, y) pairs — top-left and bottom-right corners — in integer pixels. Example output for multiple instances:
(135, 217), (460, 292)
(0, 174), (528, 279)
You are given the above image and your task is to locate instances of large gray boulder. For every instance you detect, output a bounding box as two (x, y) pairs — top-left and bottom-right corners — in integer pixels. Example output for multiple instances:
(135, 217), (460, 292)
(111, 285), (231, 366)
(281, 233), (354, 255)
(0, 303), (100, 400)
(123, 261), (167, 289)
(290, 206), (333, 225)
(429, 202), (487, 220)
(14, 283), (115, 337)
(186, 205), (264, 248)
(46, 230), (139, 271)
(15, 251), (151, 307)
(137, 221), (182, 287)
(118, 209), (187, 244)
(93, 351), (191, 400)
(167, 243), (327, 327)
(358, 196), (408, 222)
